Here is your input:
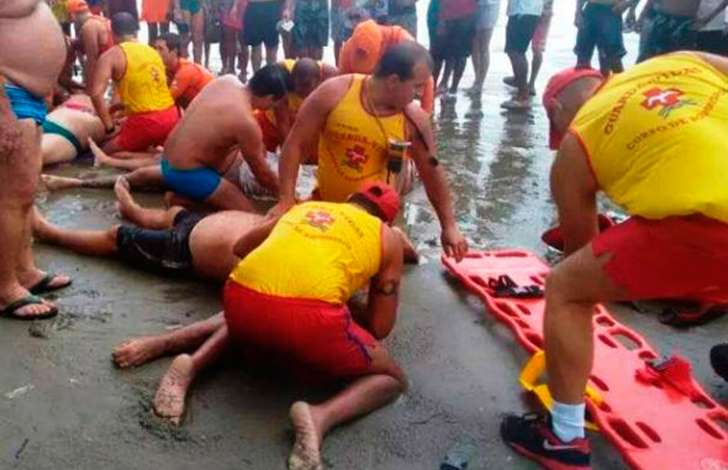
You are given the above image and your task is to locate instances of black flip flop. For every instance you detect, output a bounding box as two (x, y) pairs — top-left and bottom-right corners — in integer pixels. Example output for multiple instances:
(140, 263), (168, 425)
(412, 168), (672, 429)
(29, 273), (72, 295)
(0, 295), (58, 320)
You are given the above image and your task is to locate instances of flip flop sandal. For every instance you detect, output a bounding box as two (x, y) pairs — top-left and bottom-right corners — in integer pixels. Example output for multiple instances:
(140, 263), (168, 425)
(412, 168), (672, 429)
(0, 294), (58, 320)
(29, 273), (72, 295)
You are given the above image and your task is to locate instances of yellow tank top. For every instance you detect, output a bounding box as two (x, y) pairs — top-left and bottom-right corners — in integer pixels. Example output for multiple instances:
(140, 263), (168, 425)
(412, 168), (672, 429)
(264, 59), (307, 126)
(317, 74), (407, 202)
(118, 42), (175, 114)
(229, 202), (383, 304)
(571, 52), (728, 223)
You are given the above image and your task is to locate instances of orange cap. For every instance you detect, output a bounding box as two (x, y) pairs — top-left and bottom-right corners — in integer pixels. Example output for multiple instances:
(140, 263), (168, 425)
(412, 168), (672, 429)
(348, 20), (384, 74)
(67, 0), (90, 15)
(543, 67), (603, 150)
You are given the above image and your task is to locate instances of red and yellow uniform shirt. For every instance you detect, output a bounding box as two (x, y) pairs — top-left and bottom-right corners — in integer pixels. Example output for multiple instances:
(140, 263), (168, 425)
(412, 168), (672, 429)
(570, 52), (728, 223)
(229, 202), (383, 305)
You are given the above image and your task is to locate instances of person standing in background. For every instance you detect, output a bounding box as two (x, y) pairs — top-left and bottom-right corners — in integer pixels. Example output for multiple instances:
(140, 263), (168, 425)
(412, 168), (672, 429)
(501, 0), (543, 110)
(291, 0), (330, 59)
(503, 0), (552, 96)
(174, 0), (205, 64)
(431, 0), (477, 97)
(469, 0), (500, 96)
(388, 0), (418, 37)
(108, 0), (138, 17)
(243, 0), (293, 71)
(142, 0), (171, 43)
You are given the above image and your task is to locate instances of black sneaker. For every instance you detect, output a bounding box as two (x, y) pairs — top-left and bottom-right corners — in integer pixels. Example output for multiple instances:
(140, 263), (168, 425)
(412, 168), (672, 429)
(501, 413), (591, 470)
(710, 344), (728, 381)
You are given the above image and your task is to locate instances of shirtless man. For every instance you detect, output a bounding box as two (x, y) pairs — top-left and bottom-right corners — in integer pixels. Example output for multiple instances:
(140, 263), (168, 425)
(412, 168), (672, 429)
(0, 0), (71, 319)
(112, 182), (407, 470)
(68, 0), (115, 86)
(33, 178), (262, 282)
(56, 67), (286, 211)
(154, 33), (215, 109)
(42, 94), (105, 166)
(637, 0), (727, 60)
(501, 52), (728, 469)
(256, 58), (338, 154)
(339, 19), (435, 114)
(274, 41), (468, 261)
(90, 13), (180, 160)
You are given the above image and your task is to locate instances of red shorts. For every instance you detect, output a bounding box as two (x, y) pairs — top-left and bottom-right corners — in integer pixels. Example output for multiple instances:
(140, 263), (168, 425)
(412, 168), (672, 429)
(592, 215), (728, 303)
(223, 281), (376, 378)
(117, 106), (180, 152)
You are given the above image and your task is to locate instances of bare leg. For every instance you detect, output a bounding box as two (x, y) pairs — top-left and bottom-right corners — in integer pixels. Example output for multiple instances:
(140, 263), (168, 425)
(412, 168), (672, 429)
(115, 176), (183, 229)
(251, 44), (263, 71)
(32, 207), (120, 257)
(222, 26), (237, 73)
(470, 27), (494, 94)
(16, 210), (71, 291)
(238, 38), (249, 82)
(0, 118), (56, 318)
(191, 10), (205, 64)
(91, 138), (160, 171)
(154, 324), (229, 424)
(204, 178), (256, 211)
(545, 246), (629, 404)
(439, 60), (454, 92)
(288, 345), (406, 470)
(113, 312), (225, 368)
(528, 48), (543, 94)
(334, 40), (342, 67)
(40, 174), (85, 191)
(508, 51), (530, 102)
(449, 57), (467, 93)
(265, 43), (278, 65)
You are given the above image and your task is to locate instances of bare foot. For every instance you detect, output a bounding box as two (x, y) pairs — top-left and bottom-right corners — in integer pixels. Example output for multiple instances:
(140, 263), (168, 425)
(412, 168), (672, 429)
(112, 336), (169, 368)
(88, 137), (106, 168)
(40, 174), (84, 192)
(114, 176), (136, 220)
(154, 354), (195, 425)
(288, 402), (323, 470)
(31, 207), (57, 242)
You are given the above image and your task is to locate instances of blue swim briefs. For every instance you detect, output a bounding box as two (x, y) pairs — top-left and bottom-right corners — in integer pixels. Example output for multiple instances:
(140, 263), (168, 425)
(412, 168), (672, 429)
(3, 84), (48, 125)
(160, 158), (222, 201)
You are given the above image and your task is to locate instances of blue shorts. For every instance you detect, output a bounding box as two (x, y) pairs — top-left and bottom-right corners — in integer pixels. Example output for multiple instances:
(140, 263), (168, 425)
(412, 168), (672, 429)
(574, 3), (626, 62)
(160, 159), (221, 201)
(3, 84), (47, 125)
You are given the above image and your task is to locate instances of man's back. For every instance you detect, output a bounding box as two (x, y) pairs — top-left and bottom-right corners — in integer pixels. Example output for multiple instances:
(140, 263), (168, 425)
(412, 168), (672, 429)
(164, 76), (253, 169)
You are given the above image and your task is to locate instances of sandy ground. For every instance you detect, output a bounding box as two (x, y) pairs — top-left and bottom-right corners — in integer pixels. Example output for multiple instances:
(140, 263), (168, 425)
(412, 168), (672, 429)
(2, 1), (728, 469)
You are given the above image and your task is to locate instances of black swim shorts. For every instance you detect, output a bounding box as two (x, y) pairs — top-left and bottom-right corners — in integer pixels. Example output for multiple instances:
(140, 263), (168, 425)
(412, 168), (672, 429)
(243, 0), (283, 47)
(116, 210), (206, 276)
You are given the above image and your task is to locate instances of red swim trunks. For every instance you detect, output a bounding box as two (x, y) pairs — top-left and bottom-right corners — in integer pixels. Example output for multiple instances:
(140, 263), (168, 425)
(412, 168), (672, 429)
(223, 281), (376, 378)
(117, 106), (180, 152)
(592, 214), (728, 303)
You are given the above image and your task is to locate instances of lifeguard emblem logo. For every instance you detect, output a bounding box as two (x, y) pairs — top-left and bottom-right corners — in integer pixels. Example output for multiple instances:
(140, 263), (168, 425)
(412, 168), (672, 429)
(305, 211), (335, 232)
(345, 145), (368, 171)
(641, 87), (696, 118)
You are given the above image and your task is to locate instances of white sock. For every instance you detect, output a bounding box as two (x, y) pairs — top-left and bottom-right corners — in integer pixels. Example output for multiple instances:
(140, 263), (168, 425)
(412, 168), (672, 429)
(551, 400), (586, 443)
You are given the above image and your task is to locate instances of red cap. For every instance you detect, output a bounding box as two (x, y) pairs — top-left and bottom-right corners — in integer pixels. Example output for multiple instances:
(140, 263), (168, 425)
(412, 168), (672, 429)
(357, 181), (400, 224)
(543, 67), (603, 150)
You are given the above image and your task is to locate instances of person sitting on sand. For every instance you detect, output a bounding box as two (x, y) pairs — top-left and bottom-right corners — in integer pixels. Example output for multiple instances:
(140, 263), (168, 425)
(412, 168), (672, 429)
(112, 182), (406, 470)
(42, 94), (106, 166)
(33, 177), (262, 282)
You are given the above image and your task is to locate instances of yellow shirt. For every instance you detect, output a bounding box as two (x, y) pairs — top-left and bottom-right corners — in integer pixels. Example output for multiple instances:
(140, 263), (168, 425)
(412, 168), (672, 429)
(117, 42), (175, 114)
(229, 202), (382, 305)
(317, 74), (407, 202)
(570, 52), (728, 223)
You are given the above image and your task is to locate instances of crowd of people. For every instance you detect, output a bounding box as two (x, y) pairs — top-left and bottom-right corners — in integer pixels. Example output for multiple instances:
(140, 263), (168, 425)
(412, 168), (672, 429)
(2, 0), (728, 469)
